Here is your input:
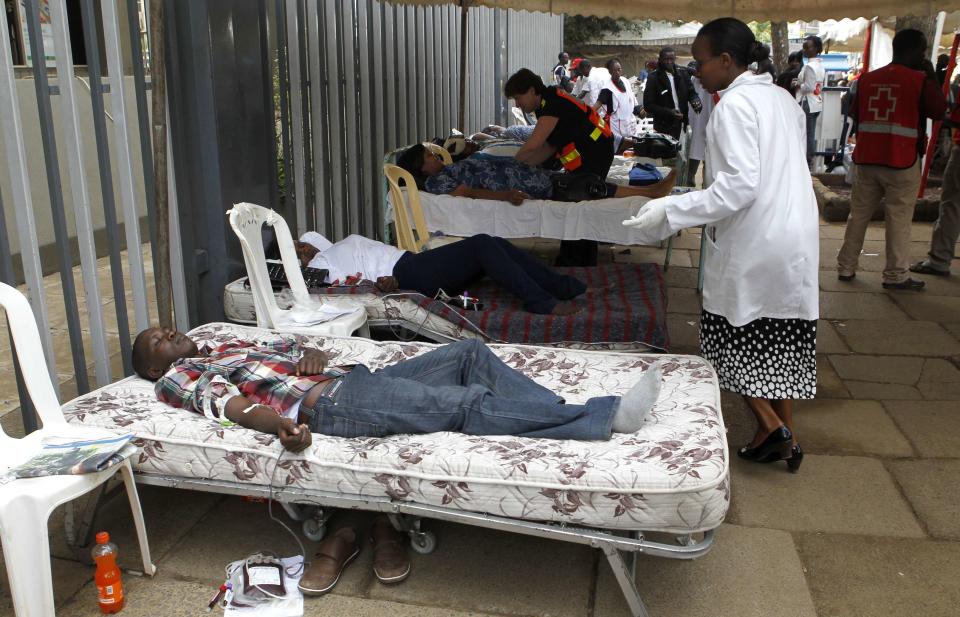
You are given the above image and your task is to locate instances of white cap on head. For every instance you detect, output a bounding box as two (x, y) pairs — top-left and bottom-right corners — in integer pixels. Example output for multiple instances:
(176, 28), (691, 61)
(299, 231), (333, 252)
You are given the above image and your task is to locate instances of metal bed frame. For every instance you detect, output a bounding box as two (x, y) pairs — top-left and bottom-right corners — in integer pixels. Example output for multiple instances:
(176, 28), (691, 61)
(123, 471), (715, 617)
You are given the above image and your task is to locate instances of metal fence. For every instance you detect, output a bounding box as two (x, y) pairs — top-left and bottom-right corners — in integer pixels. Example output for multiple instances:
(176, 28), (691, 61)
(0, 0), (561, 431)
(0, 0), (163, 431)
(279, 1), (562, 240)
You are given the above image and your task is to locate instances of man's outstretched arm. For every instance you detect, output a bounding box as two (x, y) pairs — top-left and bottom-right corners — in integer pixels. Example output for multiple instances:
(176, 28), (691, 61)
(223, 396), (312, 452)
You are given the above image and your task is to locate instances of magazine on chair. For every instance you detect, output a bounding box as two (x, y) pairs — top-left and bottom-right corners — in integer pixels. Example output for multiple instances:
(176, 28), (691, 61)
(1, 433), (136, 483)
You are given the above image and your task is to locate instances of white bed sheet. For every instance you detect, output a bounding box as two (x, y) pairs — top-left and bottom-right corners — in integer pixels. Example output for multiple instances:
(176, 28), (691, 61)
(62, 324), (728, 533)
(393, 191), (659, 245)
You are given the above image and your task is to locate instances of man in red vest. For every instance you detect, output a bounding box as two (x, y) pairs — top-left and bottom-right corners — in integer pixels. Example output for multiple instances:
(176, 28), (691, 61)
(837, 29), (947, 290)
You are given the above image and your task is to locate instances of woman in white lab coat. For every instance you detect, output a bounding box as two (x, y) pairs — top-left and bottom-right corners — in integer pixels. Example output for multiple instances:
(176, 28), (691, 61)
(593, 58), (639, 154)
(624, 18), (819, 473)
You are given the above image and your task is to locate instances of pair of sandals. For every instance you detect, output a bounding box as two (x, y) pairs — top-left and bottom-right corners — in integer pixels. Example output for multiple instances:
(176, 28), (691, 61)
(298, 516), (410, 596)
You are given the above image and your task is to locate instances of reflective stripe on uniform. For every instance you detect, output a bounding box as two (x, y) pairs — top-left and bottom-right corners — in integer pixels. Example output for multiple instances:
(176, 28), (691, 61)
(558, 142), (582, 170)
(857, 122), (919, 139)
(559, 146), (581, 164)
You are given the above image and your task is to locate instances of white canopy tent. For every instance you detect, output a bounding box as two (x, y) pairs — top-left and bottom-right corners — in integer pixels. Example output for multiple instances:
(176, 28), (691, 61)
(386, 0), (960, 128)
(387, 0), (960, 22)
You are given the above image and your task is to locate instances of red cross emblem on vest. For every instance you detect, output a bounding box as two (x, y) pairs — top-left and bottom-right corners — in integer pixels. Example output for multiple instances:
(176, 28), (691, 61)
(867, 86), (897, 121)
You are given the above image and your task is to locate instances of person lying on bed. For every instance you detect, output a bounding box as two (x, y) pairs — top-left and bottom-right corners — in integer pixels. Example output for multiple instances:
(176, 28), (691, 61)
(470, 124), (536, 142)
(396, 142), (676, 205)
(131, 332), (661, 595)
(289, 231), (587, 316)
(132, 334), (661, 450)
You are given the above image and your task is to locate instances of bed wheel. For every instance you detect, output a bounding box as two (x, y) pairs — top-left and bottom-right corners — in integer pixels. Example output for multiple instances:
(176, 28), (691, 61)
(410, 530), (437, 554)
(302, 518), (327, 542)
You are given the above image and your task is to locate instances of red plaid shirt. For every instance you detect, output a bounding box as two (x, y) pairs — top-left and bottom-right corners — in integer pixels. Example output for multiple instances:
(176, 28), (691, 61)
(155, 336), (328, 421)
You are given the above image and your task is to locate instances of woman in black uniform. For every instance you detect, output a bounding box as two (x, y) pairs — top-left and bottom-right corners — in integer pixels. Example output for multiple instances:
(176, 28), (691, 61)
(504, 68), (615, 267)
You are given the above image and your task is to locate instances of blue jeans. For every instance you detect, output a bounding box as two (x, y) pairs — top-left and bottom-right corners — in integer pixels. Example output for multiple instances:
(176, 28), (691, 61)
(802, 100), (819, 164)
(301, 340), (617, 440)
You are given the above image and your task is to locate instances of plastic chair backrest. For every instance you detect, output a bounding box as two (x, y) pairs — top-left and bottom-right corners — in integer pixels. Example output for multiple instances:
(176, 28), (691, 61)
(0, 283), (65, 433)
(383, 164), (431, 253)
(423, 141), (453, 165)
(227, 202), (312, 329)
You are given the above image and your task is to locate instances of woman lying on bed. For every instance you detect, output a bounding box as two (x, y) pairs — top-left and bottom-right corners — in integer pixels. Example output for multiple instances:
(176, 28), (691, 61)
(396, 142), (675, 206)
(287, 231), (589, 315)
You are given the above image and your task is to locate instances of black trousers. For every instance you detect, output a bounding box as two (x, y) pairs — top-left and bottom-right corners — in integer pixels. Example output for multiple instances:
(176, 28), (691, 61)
(392, 234), (586, 314)
(555, 140), (615, 267)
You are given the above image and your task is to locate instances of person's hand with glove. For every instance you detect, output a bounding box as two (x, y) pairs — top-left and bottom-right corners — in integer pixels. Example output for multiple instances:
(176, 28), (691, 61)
(622, 198), (668, 235)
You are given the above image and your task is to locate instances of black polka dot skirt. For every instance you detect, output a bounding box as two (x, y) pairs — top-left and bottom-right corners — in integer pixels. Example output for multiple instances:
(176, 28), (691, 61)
(699, 310), (817, 400)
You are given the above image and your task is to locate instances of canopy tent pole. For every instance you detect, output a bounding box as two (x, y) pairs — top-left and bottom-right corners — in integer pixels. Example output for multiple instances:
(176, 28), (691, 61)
(862, 19), (874, 73)
(919, 30), (959, 198)
(150, 0), (172, 327)
(458, 0), (469, 131)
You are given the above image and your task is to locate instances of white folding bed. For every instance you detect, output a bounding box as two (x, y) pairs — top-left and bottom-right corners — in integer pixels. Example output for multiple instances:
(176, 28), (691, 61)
(62, 322), (728, 616)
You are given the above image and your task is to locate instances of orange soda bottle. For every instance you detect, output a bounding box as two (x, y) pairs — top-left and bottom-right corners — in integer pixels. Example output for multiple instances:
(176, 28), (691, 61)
(91, 531), (125, 613)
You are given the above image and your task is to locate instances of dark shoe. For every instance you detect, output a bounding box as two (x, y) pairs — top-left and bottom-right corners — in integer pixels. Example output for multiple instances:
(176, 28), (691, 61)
(882, 278), (925, 290)
(298, 527), (361, 596)
(371, 516), (410, 584)
(785, 444), (804, 473)
(910, 261), (950, 276)
(738, 426), (793, 463)
(837, 272), (856, 282)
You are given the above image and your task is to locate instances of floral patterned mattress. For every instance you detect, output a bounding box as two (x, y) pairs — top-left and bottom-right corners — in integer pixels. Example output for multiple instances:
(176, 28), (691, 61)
(62, 323), (728, 533)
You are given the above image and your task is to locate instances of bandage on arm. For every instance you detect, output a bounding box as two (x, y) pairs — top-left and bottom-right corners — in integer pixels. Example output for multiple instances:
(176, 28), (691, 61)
(224, 396), (285, 434)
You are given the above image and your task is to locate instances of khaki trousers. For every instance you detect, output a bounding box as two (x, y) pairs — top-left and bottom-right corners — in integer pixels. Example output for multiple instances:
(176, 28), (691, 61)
(837, 161), (921, 283)
(927, 144), (960, 271)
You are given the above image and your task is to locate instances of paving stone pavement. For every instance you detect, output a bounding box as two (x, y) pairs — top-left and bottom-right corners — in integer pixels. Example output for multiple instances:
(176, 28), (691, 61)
(1, 220), (959, 616)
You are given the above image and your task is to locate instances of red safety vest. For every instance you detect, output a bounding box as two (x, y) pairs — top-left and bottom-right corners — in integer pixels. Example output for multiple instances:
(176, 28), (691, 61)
(547, 88), (613, 171)
(853, 63), (925, 169)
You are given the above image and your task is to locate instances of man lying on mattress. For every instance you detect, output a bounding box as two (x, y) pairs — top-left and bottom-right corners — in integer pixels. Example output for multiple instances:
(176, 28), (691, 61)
(396, 142), (675, 205)
(131, 331), (661, 594)
(132, 333), (661, 450)
(289, 230), (588, 316)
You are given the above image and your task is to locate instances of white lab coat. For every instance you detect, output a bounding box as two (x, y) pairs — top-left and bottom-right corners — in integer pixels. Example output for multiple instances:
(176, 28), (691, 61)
(598, 76), (639, 151)
(638, 72), (819, 327)
(580, 67), (611, 106)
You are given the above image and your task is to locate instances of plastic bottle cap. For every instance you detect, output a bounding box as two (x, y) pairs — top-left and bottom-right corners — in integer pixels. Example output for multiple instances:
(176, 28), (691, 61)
(95, 531), (110, 544)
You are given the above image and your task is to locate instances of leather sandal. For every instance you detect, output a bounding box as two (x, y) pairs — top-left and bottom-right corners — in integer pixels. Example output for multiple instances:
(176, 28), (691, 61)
(370, 516), (411, 584)
(298, 527), (361, 596)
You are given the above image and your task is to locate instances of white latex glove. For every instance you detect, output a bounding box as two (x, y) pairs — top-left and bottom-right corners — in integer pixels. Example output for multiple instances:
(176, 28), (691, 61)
(622, 198), (668, 231)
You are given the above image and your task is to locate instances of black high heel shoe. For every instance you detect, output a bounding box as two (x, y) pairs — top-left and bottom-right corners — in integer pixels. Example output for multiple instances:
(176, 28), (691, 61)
(737, 426), (793, 463)
(785, 444), (804, 473)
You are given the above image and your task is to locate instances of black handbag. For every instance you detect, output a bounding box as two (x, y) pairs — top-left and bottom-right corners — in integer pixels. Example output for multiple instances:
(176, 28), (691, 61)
(551, 173), (608, 202)
(632, 134), (680, 159)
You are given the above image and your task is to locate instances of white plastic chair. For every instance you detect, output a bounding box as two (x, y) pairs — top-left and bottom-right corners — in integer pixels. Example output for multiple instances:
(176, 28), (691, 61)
(227, 202), (369, 337)
(0, 283), (155, 617)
